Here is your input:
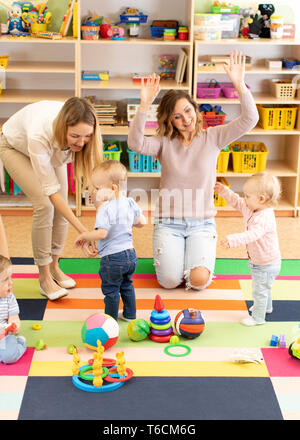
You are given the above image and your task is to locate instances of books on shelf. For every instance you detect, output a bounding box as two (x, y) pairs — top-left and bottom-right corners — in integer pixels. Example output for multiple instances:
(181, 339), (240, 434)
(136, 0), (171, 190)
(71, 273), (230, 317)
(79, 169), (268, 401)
(86, 97), (118, 125)
(59, 0), (76, 36)
(175, 48), (188, 84)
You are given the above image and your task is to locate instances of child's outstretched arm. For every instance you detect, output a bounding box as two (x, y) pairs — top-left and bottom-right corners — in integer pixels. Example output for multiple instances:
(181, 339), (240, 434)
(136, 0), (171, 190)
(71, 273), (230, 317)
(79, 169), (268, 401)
(226, 218), (266, 248)
(74, 229), (108, 257)
(214, 182), (246, 212)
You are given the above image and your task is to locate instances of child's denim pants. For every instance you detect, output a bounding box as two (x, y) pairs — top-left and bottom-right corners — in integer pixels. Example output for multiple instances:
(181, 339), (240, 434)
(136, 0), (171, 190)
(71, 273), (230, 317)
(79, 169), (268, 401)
(249, 260), (281, 324)
(99, 248), (138, 321)
(0, 335), (27, 364)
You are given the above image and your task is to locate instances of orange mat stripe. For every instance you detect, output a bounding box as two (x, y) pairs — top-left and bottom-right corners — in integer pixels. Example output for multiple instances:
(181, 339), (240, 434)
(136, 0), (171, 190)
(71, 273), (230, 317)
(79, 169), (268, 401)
(46, 298), (247, 311)
(73, 278), (240, 290)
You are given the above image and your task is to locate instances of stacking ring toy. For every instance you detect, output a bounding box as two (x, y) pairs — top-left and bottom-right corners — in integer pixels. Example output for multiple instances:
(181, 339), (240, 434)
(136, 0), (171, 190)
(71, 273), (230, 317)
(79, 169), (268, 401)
(32, 324), (42, 330)
(164, 344), (191, 357)
(104, 367), (134, 383)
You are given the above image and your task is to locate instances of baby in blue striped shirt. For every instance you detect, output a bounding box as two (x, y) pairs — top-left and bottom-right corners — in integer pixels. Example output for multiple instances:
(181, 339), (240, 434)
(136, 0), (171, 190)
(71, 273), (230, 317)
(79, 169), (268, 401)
(0, 255), (26, 364)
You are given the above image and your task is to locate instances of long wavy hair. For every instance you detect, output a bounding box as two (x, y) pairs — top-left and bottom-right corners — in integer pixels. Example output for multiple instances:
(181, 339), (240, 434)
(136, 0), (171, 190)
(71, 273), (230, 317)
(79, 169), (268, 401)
(156, 90), (202, 139)
(53, 97), (103, 188)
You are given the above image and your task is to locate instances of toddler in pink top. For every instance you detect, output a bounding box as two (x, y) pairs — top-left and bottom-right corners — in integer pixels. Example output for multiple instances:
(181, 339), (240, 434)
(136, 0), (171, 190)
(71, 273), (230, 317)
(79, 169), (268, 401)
(214, 172), (281, 326)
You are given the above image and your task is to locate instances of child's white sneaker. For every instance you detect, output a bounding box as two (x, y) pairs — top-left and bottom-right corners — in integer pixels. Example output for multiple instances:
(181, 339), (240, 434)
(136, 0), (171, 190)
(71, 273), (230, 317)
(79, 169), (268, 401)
(118, 311), (135, 322)
(17, 336), (26, 344)
(249, 305), (272, 314)
(241, 316), (265, 326)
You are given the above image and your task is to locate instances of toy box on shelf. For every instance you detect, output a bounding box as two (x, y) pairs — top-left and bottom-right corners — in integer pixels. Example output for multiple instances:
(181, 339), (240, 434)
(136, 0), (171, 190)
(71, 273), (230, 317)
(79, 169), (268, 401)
(211, 2), (240, 14)
(151, 20), (178, 39)
(82, 71), (109, 81)
(229, 142), (269, 173)
(199, 103), (226, 129)
(127, 148), (161, 173)
(214, 177), (230, 207)
(127, 100), (158, 127)
(158, 54), (177, 80)
(103, 140), (122, 161)
(194, 14), (221, 40)
(257, 105), (298, 130)
(217, 145), (230, 173)
(270, 79), (297, 99)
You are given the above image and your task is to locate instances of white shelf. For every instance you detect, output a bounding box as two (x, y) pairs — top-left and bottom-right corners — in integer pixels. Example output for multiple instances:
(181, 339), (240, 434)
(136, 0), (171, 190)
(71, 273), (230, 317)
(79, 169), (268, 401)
(6, 61), (75, 73)
(80, 38), (191, 46)
(81, 78), (189, 90)
(0, 89), (74, 103)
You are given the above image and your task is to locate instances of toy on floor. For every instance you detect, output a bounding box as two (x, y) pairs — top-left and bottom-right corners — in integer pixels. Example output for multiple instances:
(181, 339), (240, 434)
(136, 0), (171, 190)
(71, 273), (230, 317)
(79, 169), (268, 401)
(72, 340), (134, 393)
(164, 344), (191, 357)
(288, 337), (300, 360)
(35, 339), (46, 350)
(127, 318), (150, 341)
(174, 308), (205, 339)
(149, 295), (174, 343)
(230, 349), (264, 364)
(81, 312), (119, 350)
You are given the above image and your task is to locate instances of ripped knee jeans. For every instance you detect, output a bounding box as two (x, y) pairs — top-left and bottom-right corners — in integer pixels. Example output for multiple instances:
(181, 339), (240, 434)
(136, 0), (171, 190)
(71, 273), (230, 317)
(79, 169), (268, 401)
(153, 217), (217, 290)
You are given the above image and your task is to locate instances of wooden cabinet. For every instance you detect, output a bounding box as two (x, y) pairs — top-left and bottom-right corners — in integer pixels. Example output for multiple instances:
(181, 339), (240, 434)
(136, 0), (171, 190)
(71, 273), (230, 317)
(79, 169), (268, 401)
(193, 38), (300, 216)
(0, 1), (299, 216)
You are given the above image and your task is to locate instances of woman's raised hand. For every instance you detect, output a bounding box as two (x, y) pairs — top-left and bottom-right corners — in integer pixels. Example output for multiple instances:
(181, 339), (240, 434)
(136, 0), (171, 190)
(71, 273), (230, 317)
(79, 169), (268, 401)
(223, 49), (247, 93)
(140, 73), (160, 112)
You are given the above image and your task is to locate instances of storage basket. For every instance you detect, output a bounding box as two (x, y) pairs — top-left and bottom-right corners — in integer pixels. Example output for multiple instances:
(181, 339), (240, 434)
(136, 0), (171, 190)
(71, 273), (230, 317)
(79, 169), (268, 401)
(211, 5), (240, 13)
(214, 177), (230, 207)
(220, 82), (250, 99)
(257, 104), (298, 130)
(151, 26), (177, 39)
(128, 148), (161, 173)
(216, 147), (230, 173)
(0, 56), (9, 69)
(103, 140), (122, 161)
(201, 112), (226, 129)
(270, 79), (297, 99)
(197, 80), (221, 98)
(229, 142), (269, 173)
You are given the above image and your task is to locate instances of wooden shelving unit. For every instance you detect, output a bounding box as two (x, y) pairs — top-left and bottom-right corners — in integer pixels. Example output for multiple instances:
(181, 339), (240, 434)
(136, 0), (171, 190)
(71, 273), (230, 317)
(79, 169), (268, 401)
(193, 38), (300, 216)
(0, 3), (299, 217)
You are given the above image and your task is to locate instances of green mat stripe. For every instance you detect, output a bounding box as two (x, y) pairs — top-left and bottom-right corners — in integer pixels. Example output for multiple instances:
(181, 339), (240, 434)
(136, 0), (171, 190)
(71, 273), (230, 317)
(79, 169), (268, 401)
(22, 320), (297, 349)
(59, 258), (300, 276)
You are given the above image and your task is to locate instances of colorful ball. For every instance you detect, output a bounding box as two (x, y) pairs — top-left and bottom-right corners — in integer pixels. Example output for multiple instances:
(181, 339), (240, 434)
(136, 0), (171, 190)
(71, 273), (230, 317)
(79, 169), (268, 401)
(127, 319), (150, 341)
(174, 308), (205, 339)
(81, 313), (119, 350)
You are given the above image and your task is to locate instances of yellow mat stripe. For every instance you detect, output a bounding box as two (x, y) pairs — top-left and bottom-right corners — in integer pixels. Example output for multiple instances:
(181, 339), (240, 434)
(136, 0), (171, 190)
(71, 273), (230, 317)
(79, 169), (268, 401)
(28, 360), (268, 377)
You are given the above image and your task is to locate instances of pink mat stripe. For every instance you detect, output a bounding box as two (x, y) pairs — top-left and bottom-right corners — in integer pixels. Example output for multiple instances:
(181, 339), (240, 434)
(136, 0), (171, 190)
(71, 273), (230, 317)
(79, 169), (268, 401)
(0, 347), (35, 376)
(12, 273), (300, 280)
(262, 348), (300, 377)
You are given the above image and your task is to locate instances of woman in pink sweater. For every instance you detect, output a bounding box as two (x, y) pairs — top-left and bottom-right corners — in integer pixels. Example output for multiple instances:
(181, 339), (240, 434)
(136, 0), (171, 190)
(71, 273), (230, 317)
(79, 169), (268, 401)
(128, 50), (259, 291)
(215, 172), (281, 326)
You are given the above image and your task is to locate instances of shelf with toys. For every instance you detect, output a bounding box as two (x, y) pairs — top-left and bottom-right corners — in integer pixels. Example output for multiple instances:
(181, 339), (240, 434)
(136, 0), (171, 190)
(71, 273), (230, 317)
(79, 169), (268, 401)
(192, 4), (300, 216)
(76, 0), (195, 216)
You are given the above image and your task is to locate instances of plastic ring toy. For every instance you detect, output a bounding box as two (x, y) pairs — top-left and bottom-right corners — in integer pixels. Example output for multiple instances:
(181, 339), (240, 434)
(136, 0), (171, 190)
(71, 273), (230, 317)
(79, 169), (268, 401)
(151, 309), (170, 320)
(72, 374), (124, 393)
(79, 365), (109, 381)
(150, 321), (172, 330)
(164, 344), (191, 357)
(88, 357), (116, 368)
(150, 316), (171, 325)
(150, 327), (173, 336)
(32, 324), (42, 330)
(149, 333), (174, 343)
(104, 367), (134, 383)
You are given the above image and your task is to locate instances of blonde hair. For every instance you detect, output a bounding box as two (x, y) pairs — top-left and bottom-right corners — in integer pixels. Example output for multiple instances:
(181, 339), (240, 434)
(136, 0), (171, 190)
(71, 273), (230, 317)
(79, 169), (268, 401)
(92, 160), (127, 186)
(246, 172), (281, 206)
(157, 90), (202, 139)
(53, 97), (103, 188)
(0, 255), (11, 274)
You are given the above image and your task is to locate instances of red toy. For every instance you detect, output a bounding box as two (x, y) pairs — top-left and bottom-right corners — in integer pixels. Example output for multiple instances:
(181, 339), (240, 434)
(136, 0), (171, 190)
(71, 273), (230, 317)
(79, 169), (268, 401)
(5, 322), (17, 336)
